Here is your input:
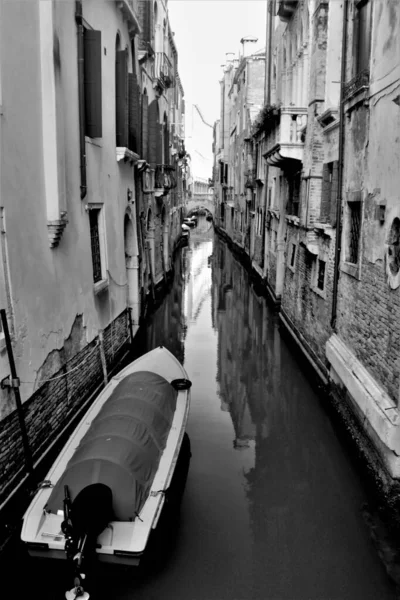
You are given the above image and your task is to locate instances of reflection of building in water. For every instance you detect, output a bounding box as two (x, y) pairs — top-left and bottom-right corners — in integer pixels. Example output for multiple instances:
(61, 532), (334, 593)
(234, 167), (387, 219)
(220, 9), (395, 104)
(212, 237), (265, 449)
(183, 238), (213, 323)
(141, 250), (186, 365)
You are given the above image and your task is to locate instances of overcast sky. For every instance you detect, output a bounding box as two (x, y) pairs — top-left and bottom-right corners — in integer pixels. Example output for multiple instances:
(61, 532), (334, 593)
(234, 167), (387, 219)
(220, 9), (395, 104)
(168, 1), (267, 179)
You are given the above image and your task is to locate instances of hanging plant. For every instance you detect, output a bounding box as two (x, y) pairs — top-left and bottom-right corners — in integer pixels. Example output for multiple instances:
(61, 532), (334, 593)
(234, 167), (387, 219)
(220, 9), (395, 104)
(251, 103), (281, 137)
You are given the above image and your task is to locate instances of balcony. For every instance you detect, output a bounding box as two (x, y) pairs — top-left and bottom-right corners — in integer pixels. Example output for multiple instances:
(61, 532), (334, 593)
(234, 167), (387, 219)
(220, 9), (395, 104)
(263, 107), (307, 167)
(153, 53), (174, 92)
(155, 165), (177, 197)
(343, 69), (369, 108)
(117, 1), (141, 35)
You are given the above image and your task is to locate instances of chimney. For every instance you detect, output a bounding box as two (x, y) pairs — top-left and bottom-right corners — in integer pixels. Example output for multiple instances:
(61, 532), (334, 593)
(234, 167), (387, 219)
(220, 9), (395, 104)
(240, 36), (258, 58)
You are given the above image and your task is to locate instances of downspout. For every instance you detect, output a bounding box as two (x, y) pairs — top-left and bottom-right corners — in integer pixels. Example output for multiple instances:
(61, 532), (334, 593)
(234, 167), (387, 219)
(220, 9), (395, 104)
(262, 0), (274, 276)
(75, 0), (87, 199)
(331, 0), (348, 329)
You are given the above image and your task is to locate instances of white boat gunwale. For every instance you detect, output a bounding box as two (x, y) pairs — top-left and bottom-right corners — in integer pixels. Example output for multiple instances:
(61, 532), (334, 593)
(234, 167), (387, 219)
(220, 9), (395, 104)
(21, 346), (191, 562)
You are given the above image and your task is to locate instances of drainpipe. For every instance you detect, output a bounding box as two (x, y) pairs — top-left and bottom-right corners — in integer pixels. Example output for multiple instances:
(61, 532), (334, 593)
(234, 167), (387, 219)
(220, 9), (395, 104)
(331, 0), (348, 330)
(75, 0), (87, 199)
(262, 0), (274, 277)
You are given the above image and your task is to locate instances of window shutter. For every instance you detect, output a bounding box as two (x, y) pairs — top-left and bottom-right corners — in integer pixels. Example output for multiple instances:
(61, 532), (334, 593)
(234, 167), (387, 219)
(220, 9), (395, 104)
(128, 73), (141, 154)
(116, 50), (128, 147)
(141, 94), (148, 161)
(164, 123), (170, 165)
(84, 30), (102, 138)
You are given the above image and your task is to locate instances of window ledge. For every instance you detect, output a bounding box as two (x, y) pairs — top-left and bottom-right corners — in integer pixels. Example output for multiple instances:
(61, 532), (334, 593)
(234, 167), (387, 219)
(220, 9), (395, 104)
(268, 208), (280, 220)
(313, 223), (335, 238)
(116, 147), (140, 164)
(286, 215), (300, 227)
(341, 260), (361, 280)
(311, 285), (326, 299)
(85, 136), (103, 148)
(93, 278), (109, 295)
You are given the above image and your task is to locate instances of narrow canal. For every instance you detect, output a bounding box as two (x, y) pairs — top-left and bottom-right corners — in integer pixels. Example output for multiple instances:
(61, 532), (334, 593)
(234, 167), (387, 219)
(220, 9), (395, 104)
(6, 217), (397, 599)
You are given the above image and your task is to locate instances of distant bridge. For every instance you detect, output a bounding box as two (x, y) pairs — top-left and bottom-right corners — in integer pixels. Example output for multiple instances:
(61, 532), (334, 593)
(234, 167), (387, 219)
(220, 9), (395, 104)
(186, 194), (215, 217)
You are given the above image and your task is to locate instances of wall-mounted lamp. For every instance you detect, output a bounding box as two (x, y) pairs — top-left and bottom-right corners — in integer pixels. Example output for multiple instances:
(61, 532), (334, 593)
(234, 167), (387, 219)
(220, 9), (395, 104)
(379, 204), (386, 224)
(127, 188), (133, 202)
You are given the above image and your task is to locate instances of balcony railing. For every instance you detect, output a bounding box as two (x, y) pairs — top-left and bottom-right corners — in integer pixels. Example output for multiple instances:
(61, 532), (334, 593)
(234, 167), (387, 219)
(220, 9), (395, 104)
(154, 53), (174, 89)
(343, 69), (369, 102)
(155, 165), (177, 195)
(264, 107), (307, 166)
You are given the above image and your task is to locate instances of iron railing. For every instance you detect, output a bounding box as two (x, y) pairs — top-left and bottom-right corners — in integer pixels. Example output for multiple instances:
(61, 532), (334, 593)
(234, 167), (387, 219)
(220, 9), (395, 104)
(154, 53), (174, 89)
(343, 69), (369, 102)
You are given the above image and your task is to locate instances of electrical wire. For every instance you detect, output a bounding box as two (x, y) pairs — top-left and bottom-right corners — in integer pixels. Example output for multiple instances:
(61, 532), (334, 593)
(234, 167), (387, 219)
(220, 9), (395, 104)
(20, 341), (100, 384)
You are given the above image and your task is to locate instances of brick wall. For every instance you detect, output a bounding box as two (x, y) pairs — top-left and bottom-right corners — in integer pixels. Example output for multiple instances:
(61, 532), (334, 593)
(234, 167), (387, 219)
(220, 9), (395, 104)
(337, 255), (400, 404)
(0, 309), (130, 505)
(282, 226), (336, 367)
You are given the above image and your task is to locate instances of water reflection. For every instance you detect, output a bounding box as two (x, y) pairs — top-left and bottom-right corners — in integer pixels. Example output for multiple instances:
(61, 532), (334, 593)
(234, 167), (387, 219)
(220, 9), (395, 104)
(10, 220), (396, 600)
(138, 220), (395, 598)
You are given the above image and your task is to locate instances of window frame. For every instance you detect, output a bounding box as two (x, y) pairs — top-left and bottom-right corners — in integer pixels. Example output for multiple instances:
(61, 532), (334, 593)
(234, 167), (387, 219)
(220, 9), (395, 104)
(341, 194), (363, 280)
(311, 257), (327, 298)
(87, 204), (108, 293)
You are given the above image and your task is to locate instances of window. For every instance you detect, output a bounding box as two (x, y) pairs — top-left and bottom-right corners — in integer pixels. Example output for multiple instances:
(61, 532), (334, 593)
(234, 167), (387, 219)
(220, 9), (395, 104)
(84, 29), (102, 138)
(347, 200), (362, 264)
(88, 206), (107, 287)
(287, 170), (301, 216)
(317, 259), (326, 290)
(353, 0), (372, 75)
(116, 47), (128, 147)
(290, 243), (296, 268)
(321, 161), (338, 224)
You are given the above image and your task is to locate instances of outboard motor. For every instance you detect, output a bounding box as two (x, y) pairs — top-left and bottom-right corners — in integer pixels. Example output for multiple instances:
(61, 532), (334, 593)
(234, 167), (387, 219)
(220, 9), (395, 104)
(62, 483), (113, 600)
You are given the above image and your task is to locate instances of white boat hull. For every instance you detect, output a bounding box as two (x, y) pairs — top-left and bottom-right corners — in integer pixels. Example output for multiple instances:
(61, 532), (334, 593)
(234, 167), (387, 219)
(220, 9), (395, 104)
(21, 346), (191, 567)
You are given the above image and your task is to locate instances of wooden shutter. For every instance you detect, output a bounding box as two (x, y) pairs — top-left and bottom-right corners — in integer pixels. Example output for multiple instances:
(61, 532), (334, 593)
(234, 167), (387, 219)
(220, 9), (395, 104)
(141, 94), (148, 161)
(116, 50), (128, 147)
(128, 73), (141, 154)
(84, 30), (102, 138)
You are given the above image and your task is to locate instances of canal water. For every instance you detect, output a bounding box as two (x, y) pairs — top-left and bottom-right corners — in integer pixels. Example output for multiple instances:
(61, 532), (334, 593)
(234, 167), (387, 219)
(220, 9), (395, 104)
(6, 217), (397, 599)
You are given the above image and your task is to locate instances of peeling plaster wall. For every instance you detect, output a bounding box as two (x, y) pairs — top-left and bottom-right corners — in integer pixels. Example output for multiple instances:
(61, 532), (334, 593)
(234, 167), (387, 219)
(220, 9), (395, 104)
(337, 0), (400, 405)
(0, 1), (139, 419)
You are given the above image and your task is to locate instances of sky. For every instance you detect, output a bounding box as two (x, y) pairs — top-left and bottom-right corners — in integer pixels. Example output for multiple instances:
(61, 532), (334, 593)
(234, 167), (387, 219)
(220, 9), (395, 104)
(168, 1), (267, 179)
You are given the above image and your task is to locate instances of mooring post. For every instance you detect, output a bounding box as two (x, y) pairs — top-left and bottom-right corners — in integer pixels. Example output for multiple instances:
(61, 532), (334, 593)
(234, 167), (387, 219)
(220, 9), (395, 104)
(0, 309), (33, 474)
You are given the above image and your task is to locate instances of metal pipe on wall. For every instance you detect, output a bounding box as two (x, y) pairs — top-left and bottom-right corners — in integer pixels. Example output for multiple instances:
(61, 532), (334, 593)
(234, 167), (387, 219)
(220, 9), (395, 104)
(75, 0), (87, 199)
(331, 0), (348, 329)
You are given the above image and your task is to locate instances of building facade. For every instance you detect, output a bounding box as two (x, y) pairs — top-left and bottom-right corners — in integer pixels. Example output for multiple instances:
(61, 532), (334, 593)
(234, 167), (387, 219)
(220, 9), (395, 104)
(0, 0), (186, 506)
(213, 0), (400, 507)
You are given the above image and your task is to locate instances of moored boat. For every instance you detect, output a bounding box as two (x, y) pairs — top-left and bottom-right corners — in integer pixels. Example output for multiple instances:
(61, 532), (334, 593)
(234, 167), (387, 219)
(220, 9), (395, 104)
(20, 346), (191, 598)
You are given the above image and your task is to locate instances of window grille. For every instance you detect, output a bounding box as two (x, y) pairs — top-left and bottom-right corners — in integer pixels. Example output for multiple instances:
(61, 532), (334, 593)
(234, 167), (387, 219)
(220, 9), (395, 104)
(317, 260), (326, 290)
(348, 201), (361, 264)
(290, 244), (296, 267)
(89, 209), (102, 283)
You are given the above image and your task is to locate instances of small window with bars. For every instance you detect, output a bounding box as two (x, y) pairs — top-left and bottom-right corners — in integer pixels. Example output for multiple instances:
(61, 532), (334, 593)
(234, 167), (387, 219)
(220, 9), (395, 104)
(347, 200), (362, 264)
(317, 259), (326, 290)
(290, 243), (297, 268)
(88, 207), (105, 284)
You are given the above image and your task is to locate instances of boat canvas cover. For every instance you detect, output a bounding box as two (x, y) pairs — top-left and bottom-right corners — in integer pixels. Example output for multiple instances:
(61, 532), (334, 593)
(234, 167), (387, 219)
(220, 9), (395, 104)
(46, 371), (178, 521)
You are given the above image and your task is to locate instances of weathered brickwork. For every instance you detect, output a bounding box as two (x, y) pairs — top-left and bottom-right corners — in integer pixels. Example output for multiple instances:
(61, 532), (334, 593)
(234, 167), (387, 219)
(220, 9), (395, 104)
(0, 309), (130, 505)
(337, 257), (400, 404)
(282, 227), (336, 367)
